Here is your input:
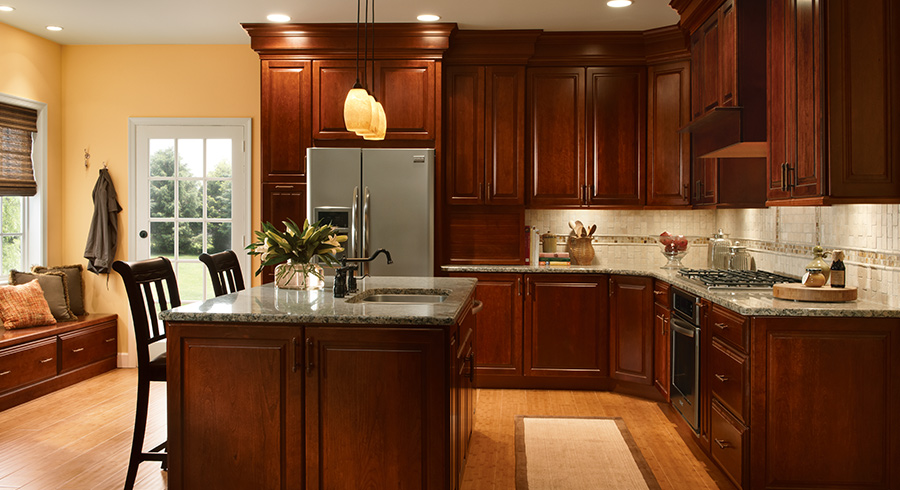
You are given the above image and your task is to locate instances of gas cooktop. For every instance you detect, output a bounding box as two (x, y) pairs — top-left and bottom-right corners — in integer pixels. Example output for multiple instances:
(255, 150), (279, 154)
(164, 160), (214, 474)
(678, 269), (800, 290)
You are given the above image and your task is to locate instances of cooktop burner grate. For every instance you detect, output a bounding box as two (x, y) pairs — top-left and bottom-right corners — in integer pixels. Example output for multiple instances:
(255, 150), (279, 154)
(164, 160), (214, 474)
(678, 269), (800, 290)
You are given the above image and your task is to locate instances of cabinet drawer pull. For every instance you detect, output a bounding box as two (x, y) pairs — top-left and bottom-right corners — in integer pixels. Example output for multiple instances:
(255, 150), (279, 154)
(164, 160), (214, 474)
(714, 438), (732, 449)
(274, 185), (294, 189)
(305, 338), (314, 375)
(714, 322), (729, 330)
(0, 370), (10, 376)
(72, 347), (85, 353)
(656, 314), (665, 321)
(653, 290), (664, 296)
(40, 358), (54, 364)
(105, 338), (115, 343)
(714, 374), (729, 382)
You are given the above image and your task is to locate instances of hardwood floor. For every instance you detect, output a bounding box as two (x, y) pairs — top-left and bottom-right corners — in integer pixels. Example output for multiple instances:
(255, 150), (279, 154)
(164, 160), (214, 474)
(0, 369), (726, 489)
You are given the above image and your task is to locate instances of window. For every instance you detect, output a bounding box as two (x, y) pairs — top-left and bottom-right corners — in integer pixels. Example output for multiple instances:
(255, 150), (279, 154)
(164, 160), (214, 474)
(0, 93), (47, 281)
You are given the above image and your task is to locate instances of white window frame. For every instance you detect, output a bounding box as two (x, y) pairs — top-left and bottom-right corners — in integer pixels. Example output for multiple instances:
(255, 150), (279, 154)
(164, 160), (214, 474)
(0, 92), (47, 282)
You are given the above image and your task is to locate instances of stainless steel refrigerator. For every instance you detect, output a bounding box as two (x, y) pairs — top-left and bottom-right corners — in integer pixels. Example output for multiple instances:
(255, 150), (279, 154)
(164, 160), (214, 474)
(307, 148), (434, 277)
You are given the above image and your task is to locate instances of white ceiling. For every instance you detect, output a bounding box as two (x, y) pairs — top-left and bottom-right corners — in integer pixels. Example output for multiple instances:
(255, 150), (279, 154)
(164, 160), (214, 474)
(0, 0), (680, 45)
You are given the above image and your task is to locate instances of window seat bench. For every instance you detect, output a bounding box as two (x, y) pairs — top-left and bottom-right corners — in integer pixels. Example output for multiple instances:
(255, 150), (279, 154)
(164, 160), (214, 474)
(0, 313), (118, 411)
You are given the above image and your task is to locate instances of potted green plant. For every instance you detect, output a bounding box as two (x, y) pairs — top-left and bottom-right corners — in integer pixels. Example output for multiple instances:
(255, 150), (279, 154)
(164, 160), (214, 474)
(246, 219), (347, 290)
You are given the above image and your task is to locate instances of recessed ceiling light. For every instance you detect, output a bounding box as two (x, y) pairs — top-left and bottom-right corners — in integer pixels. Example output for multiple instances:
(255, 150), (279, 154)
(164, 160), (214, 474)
(0, 5), (15, 12)
(46, 25), (63, 31)
(417, 14), (440, 22)
(607, 0), (633, 7)
(267, 13), (291, 22)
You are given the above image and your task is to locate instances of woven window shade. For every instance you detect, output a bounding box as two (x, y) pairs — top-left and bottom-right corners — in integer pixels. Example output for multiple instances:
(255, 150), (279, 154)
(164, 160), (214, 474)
(0, 103), (38, 197)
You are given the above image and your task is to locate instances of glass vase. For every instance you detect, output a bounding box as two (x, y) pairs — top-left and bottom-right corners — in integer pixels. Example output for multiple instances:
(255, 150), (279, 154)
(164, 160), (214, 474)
(274, 261), (324, 290)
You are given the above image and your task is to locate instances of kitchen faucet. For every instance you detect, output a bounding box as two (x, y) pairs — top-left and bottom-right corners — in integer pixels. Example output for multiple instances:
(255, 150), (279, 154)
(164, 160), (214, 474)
(333, 248), (393, 298)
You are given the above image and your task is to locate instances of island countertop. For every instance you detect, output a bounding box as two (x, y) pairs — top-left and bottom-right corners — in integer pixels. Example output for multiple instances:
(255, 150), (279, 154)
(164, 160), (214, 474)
(160, 276), (478, 326)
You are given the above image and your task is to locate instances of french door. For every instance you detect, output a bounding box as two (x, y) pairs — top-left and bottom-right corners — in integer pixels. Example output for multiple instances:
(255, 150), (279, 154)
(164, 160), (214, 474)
(129, 118), (251, 303)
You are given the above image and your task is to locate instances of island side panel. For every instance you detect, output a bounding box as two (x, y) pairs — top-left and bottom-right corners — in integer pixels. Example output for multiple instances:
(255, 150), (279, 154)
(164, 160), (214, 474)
(304, 325), (449, 490)
(167, 322), (305, 490)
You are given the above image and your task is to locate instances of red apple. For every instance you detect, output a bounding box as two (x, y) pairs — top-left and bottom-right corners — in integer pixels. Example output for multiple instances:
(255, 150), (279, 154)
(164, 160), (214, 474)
(659, 231), (673, 247)
(674, 236), (688, 251)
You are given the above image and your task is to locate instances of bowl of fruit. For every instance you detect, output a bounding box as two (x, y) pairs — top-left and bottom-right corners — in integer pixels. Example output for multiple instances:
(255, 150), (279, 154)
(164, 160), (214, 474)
(658, 232), (689, 269)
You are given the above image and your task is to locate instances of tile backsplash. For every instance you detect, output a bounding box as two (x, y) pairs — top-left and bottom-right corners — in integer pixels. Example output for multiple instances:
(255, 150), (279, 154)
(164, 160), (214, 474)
(527, 204), (900, 306)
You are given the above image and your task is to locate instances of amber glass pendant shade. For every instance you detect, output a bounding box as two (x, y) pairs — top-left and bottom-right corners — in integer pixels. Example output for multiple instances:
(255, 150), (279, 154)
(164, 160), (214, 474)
(344, 84), (373, 133)
(363, 101), (386, 140)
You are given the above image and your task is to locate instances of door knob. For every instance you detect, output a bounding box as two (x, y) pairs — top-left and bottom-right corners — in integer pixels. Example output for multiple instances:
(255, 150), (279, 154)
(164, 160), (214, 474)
(139, 230), (148, 238)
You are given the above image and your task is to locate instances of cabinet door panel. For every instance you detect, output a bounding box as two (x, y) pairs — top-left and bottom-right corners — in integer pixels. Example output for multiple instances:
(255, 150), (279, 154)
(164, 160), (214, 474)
(312, 60), (360, 140)
(261, 60), (311, 182)
(791, 0), (825, 198)
(171, 327), (304, 490)
(261, 183), (306, 283)
(587, 67), (645, 206)
(524, 274), (608, 377)
(305, 327), (446, 490)
(375, 60), (435, 140)
(700, 17), (720, 114)
(485, 66), (526, 205)
(445, 66), (485, 205)
(468, 273), (522, 377)
(719, 0), (736, 107)
(647, 61), (691, 206)
(652, 302), (670, 400)
(527, 67), (585, 206)
(609, 275), (653, 384)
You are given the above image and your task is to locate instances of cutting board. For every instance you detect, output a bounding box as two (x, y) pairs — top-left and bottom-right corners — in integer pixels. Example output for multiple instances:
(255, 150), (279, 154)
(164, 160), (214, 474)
(772, 283), (858, 302)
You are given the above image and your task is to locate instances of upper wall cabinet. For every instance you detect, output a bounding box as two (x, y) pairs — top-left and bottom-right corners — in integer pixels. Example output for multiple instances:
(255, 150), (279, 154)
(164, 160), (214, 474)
(526, 65), (646, 207)
(444, 65), (526, 205)
(767, 0), (900, 204)
(647, 60), (691, 206)
(261, 60), (312, 182)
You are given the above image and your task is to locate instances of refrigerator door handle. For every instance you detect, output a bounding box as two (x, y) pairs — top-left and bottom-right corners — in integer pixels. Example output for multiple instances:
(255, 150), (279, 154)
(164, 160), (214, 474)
(362, 186), (370, 276)
(350, 186), (359, 259)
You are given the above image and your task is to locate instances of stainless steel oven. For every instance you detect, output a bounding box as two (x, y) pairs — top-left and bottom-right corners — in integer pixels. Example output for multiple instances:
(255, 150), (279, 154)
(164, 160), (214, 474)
(670, 287), (701, 434)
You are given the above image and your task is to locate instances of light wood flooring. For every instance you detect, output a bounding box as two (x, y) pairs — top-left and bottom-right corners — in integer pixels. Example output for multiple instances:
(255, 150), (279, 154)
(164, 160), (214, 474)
(0, 369), (726, 489)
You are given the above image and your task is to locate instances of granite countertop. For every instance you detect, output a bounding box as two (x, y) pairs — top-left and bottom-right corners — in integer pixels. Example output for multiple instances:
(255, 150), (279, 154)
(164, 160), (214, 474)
(160, 276), (478, 326)
(442, 264), (900, 318)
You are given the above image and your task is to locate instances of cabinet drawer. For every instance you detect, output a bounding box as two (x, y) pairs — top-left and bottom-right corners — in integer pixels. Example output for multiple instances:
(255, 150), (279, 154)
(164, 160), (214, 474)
(711, 399), (747, 490)
(709, 338), (748, 423)
(653, 280), (670, 308)
(0, 338), (58, 393)
(709, 304), (748, 352)
(60, 323), (117, 373)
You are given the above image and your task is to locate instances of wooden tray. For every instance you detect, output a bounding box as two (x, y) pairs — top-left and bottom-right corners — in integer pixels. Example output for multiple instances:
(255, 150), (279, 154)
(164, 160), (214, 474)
(772, 283), (857, 302)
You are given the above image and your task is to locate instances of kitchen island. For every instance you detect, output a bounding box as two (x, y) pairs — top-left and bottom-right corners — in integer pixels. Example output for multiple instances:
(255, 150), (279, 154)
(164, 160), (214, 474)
(160, 276), (478, 490)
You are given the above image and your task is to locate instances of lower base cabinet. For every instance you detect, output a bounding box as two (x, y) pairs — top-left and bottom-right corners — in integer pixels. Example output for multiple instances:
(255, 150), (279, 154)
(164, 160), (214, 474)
(167, 312), (476, 490)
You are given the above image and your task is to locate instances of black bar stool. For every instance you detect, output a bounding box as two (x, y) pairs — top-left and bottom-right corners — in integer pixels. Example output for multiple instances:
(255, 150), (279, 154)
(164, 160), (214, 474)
(199, 250), (246, 297)
(113, 257), (180, 490)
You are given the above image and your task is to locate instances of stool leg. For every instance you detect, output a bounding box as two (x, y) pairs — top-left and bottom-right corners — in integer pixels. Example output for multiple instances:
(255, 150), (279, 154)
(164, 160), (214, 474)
(124, 375), (150, 490)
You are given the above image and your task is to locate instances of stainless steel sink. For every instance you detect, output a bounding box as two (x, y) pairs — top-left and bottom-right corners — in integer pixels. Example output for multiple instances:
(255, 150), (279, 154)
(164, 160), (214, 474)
(361, 294), (447, 304)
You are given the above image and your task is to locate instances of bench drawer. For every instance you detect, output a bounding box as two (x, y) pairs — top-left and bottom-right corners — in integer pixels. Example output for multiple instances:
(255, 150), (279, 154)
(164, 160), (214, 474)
(711, 399), (747, 489)
(709, 304), (748, 352)
(60, 323), (117, 372)
(0, 338), (58, 393)
(710, 338), (748, 423)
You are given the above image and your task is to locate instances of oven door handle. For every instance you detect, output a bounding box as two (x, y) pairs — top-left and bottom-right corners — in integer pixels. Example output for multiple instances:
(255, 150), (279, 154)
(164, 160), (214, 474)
(671, 318), (696, 338)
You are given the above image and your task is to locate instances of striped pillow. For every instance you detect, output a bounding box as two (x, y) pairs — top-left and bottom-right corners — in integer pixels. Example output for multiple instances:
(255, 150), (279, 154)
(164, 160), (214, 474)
(0, 280), (57, 329)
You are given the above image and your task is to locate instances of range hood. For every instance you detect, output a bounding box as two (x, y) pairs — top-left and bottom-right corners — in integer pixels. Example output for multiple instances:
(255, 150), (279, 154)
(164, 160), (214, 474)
(679, 106), (767, 159)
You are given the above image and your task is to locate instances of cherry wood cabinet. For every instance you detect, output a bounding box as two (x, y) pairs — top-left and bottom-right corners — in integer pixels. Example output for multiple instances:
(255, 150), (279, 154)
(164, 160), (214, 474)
(449, 273), (523, 385)
(261, 183), (307, 282)
(261, 60), (311, 182)
(304, 325), (447, 489)
(524, 274), (609, 379)
(647, 61), (691, 207)
(444, 65), (525, 205)
(452, 307), (476, 489)
(652, 280), (671, 400)
(167, 324), (305, 490)
(767, 0), (900, 204)
(527, 67), (586, 206)
(609, 275), (654, 385)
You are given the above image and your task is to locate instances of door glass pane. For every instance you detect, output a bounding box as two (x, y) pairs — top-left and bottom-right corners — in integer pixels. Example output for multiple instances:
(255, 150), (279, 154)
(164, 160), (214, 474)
(1, 197), (22, 233)
(179, 222), (203, 257)
(178, 139), (203, 178)
(150, 181), (174, 218)
(178, 181), (202, 218)
(176, 261), (204, 303)
(1, 236), (22, 275)
(150, 222), (174, 256)
(149, 139), (175, 177)
(207, 180), (232, 219)
(207, 222), (232, 254)
(206, 139), (232, 178)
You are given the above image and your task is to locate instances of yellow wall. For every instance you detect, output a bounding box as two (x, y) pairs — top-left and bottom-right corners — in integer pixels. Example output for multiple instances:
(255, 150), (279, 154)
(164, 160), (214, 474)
(2, 23), (261, 365)
(60, 45), (261, 362)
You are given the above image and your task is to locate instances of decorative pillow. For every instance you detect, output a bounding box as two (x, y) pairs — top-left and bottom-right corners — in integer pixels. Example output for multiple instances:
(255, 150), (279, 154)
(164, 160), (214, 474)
(10, 270), (76, 322)
(0, 280), (57, 329)
(32, 264), (85, 315)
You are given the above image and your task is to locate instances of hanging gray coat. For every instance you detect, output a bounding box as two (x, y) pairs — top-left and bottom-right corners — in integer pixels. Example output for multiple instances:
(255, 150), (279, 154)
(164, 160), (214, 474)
(84, 168), (122, 274)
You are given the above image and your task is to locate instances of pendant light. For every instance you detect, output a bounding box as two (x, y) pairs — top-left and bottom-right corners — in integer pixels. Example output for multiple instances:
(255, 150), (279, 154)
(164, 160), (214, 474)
(343, 0), (372, 133)
(363, 0), (387, 140)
